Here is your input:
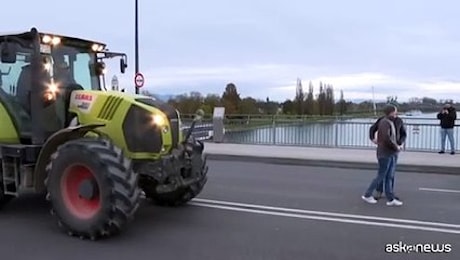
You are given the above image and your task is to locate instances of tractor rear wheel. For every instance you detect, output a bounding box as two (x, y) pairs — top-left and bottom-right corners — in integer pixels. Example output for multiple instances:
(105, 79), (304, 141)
(46, 137), (141, 240)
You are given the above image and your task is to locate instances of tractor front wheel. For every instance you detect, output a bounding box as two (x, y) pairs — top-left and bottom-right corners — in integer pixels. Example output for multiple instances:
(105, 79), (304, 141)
(46, 137), (141, 240)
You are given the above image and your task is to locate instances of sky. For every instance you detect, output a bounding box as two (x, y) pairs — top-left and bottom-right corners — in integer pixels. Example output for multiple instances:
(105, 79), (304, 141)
(2, 0), (460, 102)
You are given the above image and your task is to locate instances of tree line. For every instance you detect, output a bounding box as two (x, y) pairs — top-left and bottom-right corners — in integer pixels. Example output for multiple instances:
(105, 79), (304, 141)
(140, 81), (459, 116)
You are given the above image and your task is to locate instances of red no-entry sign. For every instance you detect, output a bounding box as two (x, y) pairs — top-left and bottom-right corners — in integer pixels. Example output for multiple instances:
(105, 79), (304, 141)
(134, 73), (144, 88)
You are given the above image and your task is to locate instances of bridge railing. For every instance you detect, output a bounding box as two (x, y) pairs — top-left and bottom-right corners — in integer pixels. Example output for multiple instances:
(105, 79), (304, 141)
(180, 114), (458, 152)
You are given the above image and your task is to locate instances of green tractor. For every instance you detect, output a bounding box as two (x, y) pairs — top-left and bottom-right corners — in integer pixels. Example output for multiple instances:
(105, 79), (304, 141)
(0, 28), (208, 239)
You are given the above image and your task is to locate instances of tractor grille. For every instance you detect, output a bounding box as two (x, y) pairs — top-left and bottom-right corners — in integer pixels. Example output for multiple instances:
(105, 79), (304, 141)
(122, 104), (163, 153)
(98, 96), (123, 120)
(135, 98), (180, 148)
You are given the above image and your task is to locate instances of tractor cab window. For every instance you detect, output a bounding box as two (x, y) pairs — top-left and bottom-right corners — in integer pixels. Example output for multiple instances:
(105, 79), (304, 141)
(0, 45), (34, 135)
(0, 49), (33, 113)
(51, 46), (100, 91)
(0, 52), (30, 97)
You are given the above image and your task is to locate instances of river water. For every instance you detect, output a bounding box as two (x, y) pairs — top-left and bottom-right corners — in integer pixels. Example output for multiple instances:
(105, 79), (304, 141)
(224, 113), (460, 151)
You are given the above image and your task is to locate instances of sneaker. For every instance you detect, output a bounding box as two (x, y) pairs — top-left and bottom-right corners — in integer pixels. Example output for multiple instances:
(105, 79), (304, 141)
(386, 199), (403, 206)
(450, 151), (455, 155)
(362, 195), (377, 204)
(439, 151), (445, 154)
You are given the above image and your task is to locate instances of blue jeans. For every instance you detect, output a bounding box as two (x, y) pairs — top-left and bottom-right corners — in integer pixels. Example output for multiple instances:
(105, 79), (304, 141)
(376, 154), (398, 193)
(440, 128), (455, 152)
(364, 155), (396, 201)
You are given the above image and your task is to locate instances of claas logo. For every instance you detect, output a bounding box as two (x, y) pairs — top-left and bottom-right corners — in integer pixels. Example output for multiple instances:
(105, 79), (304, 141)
(75, 94), (93, 101)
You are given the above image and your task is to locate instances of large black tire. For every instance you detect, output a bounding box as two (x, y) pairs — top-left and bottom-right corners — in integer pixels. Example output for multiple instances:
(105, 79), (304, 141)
(45, 137), (141, 240)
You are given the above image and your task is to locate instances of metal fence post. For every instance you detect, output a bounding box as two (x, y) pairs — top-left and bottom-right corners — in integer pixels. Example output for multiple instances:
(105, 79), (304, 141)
(334, 123), (339, 147)
(272, 115), (276, 144)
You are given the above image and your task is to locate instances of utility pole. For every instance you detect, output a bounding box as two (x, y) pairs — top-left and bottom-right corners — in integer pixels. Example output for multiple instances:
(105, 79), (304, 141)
(134, 0), (140, 94)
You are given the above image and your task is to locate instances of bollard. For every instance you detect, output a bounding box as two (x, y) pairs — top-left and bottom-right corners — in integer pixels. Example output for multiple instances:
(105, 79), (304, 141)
(212, 107), (225, 143)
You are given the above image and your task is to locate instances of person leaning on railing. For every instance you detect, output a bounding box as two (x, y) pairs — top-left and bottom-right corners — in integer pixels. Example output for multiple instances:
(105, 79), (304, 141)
(368, 107), (407, 201)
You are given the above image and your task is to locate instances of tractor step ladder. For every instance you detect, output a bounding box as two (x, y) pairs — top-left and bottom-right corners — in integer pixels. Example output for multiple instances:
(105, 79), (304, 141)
(2, 157), (20, 196)
(1, 146), (24, 197)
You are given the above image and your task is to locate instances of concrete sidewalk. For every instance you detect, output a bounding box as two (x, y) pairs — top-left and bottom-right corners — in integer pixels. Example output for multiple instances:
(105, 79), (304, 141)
(203, 143), (460, 174)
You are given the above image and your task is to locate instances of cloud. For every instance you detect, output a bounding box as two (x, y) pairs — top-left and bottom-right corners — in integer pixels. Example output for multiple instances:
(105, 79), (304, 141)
(3, 0), (460, 104)
(112, 61), (460, 102)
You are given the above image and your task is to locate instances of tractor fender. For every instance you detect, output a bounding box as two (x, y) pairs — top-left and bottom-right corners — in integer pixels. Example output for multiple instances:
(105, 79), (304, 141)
(33, 123), (105, 192)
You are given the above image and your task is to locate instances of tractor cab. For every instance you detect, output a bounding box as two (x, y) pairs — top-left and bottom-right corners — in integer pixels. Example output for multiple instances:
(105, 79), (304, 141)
(0, 27), (127, 145)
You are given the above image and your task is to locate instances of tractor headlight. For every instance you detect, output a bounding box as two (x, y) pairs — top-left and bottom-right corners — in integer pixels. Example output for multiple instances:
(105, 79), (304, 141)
(151, 114), (166, 126)
(42, 35), (61, 45)
(48, 82), (58, 94)
(51, 37), (61, 45)
(44, 62), (51, 72)
(43, 82), (58, 102)
(91, 43), (104, 52)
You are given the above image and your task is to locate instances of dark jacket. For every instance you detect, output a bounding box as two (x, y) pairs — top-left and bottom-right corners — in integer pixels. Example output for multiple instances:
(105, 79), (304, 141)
(437, 107), (457, 129)
(369, 116), (407, 146)
(375, 117), (400, 158)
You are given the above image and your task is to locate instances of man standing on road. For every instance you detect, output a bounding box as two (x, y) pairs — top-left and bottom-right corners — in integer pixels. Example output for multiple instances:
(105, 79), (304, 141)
(437, 104), (457, 155)
(369, 107), (407, 201)
(362, 105), (403, 206)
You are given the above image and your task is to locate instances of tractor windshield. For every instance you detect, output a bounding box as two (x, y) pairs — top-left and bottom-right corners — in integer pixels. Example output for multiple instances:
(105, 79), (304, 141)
(49, 45), (100, 91)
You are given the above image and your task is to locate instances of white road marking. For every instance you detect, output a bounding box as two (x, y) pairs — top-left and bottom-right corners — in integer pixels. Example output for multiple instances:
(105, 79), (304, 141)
(419, 187), (460, 194)
(190, 202), (460, 234)
(192, 198), (460, 229)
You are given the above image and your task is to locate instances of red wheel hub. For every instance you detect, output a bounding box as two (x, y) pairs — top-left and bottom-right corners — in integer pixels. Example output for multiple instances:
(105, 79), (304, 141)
(61, 164), (101, 219)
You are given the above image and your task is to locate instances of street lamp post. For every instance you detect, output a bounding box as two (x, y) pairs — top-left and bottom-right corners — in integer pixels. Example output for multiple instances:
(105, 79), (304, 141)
(134, 0), (140, 94)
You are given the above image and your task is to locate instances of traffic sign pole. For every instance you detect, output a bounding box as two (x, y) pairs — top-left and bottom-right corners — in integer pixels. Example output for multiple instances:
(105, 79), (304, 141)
(134, 0), (140, 94)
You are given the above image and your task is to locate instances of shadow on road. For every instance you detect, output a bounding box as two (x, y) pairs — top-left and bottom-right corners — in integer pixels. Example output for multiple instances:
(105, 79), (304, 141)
(0, 193), (197, 243)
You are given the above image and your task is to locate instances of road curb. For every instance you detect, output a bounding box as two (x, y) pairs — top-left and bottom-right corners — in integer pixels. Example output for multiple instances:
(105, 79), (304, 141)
(206, 154), (460, 175)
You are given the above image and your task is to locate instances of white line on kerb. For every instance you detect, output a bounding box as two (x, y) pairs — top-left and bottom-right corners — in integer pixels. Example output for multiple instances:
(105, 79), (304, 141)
(192, 198), (460, 229)
(419, 187), (460, 194)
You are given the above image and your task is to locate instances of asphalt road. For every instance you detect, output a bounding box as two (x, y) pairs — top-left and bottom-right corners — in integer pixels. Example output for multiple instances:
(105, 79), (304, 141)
(0, 160), (459, 260)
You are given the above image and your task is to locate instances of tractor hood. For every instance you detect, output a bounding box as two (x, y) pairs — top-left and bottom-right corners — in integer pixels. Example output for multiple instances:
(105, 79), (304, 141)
(68, 90), (182, 159)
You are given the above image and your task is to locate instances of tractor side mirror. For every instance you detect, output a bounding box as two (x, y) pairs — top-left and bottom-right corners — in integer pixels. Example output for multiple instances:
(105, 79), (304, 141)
(1, 42), (17, 64)
(120, 58), (127, 74)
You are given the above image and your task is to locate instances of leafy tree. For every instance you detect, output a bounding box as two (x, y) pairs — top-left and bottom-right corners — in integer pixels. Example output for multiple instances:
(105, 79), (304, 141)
(222, 83), (241, 114)
(294, 78), (305, 114)
(282, 100), (295, 114)
(317, 82), (326, 115)
(305, 81), (315, 115)
(239, 97), (259, 114)
(337, 89), (347, 115)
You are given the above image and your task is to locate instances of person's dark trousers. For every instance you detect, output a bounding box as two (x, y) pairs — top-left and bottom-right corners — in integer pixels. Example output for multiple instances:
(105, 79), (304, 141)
(364, 155), (396, 201)
(375, 154), (398, 196)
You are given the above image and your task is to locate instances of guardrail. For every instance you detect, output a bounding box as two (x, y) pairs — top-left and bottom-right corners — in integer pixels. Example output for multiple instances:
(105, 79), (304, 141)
(181, 115), (457, 152)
